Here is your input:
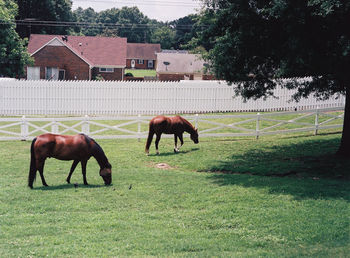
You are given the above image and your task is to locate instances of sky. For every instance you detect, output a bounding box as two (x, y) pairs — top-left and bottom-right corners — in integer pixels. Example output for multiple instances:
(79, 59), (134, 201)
(71, 0), (202, 22)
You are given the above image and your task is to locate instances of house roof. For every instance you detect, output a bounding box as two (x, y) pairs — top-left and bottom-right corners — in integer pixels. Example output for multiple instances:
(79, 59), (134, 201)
(156, 53), (207, 74)
(127, 43), (161, 60)
(28, 34), (127, 67)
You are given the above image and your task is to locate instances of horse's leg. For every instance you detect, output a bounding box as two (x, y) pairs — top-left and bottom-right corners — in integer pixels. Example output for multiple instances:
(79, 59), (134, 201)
(81, 160), (88, 185)
(37, 159), (48, 187)
(177, 134), (184, 152)
(66, 160), (79, 184)
(155, 133), (161, 155)
(145, 128), (155, 155)
(174, 134), (179, 153)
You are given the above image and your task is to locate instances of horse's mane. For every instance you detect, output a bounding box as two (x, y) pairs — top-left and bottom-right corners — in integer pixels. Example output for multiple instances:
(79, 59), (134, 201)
(179, 116), (196, 134)
(81, 134), (111, 169)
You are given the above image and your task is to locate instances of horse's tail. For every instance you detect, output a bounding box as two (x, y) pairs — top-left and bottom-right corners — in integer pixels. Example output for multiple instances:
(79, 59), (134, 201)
(28, 137), (37, 189)
(145, 123), (154, 154)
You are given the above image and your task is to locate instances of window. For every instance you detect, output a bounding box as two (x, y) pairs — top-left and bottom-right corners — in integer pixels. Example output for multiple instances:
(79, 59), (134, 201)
(58, 69), (65, 80)
(138, 59), (144, 64)
(27, 67), (40, 80)
(45, 67), (59, 80)
(147, 60), (154, 68)
(99, 67), (114, 73)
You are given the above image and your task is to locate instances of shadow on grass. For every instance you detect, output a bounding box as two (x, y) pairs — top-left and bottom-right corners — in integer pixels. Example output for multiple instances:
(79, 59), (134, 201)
(208, 173), (350, 201)
(204, 137), (350, 200)
(33, 183), (109, 191)
(148, 148), (200, 157)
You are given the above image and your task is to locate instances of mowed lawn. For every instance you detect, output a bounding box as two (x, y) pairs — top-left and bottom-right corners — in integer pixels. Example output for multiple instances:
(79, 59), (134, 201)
(0, 131), (349, 257)
(125, 69), (156, 77)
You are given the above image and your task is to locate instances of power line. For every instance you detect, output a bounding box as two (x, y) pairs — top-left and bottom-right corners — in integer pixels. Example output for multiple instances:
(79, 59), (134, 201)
(72, 0), (202, 8)
(0, 19), (208, 30)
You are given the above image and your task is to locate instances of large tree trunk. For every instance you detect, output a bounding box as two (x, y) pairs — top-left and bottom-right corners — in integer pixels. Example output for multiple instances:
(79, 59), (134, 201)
(336, 87), (350, 157)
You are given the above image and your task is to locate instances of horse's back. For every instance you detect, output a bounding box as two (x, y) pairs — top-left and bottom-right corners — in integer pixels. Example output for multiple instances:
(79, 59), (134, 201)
(34, 133), (89, 160)
(150, 115), (167, 124)
(150, 115), (186, 134)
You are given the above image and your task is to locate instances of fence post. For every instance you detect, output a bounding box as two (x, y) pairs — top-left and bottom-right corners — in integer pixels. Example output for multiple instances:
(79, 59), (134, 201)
(314, 107), (319, 135)
(21, 115), (28, 141)
(256, 113), (260, 139)
(82, 115), (90, 135)
(51, 120), (59, 134)
(195, 114), (199, 129)
(137, 114), (141, 142)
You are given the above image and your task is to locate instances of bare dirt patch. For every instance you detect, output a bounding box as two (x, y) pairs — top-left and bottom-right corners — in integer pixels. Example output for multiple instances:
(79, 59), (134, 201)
(155, 163), (175, 170)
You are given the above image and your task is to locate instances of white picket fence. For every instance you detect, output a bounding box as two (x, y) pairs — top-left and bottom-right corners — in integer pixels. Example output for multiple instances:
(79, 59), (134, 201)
(0, 107), (344, 141)
(0, 79), (345, 115)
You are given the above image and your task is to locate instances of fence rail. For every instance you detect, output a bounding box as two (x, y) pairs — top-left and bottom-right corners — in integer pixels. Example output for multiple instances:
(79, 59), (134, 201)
(0, 107), (344, 141)
(0, 79), (345, 115)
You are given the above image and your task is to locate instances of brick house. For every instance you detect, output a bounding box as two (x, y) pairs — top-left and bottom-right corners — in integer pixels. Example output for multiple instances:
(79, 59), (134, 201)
(126, 43), (161, 70)
(26, 34), (127, 80)
(156, 52), (214, 81)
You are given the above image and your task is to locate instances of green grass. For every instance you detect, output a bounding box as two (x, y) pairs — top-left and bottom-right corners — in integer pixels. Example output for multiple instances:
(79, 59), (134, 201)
(0, 131), (349, 257)
(125, 69), (156, 77)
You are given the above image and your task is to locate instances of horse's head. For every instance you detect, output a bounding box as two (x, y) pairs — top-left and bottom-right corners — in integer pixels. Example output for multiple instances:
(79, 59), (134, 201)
(99, 164), (112, 185)
(190, 128), (199, 144)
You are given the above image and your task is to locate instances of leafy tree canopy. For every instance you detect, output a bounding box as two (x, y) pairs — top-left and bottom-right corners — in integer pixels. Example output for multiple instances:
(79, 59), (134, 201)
(73, 6), (196, 47)
(0, 0), (33, 77)
(196, 0), (350, 156)
(170, 14), (199, 49)
(150, 26), (176, 49)
(15, 0), (76, 38)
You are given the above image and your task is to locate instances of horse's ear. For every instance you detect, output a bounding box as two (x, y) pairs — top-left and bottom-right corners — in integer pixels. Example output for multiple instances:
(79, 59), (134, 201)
(195, 128), (198, 133)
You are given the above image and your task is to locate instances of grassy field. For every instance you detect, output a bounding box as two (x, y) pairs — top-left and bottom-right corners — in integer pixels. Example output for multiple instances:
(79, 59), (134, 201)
(0, 130), (349, 256)
(125, 69), (156, 77)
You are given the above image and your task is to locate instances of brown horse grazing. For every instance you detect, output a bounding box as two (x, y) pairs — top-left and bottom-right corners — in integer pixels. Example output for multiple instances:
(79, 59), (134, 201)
(28, 133), (112, 189)
(145, 115), (199, 155)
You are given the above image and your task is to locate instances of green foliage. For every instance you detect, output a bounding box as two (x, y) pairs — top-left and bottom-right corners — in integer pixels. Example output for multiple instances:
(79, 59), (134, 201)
(150, 26), (176, 49)
(170, 14), (199, 49)
(73, 6), (197, 48)
(15, 0), (76, 38)
(0, 132), (349, 256)
(94, 74), (104, 81)
(73, 7), (100, 36)
(195, 0), (350, 156)
(73, 6), (154, 43)
(0, 0), (33, 77)
(98, 7), (152, 42)
(196, 0), (349, 99)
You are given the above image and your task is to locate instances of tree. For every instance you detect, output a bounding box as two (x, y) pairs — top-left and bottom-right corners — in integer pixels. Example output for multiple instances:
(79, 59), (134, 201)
(150, 26), (176, 49)
(116, 7), (153, 43)
(0, 0), (33, 78)
(95, 7), (153, 42)
(73, 7), (100, 36)
(197, 0), (350, 157)
(170, 14), (199, 49)
(15, 0), (75, 38)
